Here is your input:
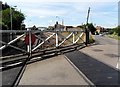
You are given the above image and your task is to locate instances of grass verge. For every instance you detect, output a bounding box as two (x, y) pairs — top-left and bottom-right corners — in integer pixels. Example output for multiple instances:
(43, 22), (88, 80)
(107, 34), (120, 40)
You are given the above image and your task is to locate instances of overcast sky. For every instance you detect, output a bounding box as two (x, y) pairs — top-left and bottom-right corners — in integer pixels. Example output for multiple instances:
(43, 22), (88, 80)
(2, 0), (119, 28)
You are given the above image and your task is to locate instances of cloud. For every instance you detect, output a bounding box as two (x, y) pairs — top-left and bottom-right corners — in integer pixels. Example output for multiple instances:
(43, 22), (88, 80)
(39, 16), (46, 18)
(23, 7), (68, 18)
(2, 0), (118, 28)
(2, 0), (119, 3)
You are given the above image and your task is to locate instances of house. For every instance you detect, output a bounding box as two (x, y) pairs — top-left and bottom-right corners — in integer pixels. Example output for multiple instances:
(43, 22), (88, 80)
(54, 21), (64, 31)
(96, 26), (105, 34)
(64, 26), (73, 31)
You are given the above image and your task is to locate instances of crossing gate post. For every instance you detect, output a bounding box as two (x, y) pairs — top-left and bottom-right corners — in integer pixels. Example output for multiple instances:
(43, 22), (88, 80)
(25, 28), (36, 56)
(73, 32), (75, 44)
(29, 29), (32, 56)
(26, 29), (30, 53)
(26, 28), (32, 56)
(56, 31), (58, 47)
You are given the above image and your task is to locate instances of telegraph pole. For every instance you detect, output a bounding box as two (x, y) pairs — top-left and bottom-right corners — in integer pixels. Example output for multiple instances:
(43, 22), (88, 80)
(85, 7), (90, 46)
(86, 7), (90, 25)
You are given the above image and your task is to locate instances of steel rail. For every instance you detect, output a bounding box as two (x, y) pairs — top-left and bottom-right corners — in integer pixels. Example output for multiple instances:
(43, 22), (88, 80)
(1, 44), (85, 70)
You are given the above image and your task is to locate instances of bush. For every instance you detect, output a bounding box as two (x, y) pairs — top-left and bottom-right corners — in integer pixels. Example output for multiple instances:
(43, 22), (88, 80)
(0, 22), (8, 30)
(109, 30), (114, 34)
(89, 35), (95, 43)
(108, 26), (120, 36)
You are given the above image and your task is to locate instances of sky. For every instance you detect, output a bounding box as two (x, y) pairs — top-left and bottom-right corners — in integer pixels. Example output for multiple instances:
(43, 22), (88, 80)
(2, 0), (119, 28)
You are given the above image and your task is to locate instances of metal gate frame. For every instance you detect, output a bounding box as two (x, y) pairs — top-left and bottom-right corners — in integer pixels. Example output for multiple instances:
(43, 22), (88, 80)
(0, 29), (86, 57)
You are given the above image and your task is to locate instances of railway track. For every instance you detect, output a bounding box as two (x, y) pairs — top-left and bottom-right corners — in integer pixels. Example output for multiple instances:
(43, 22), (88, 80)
(1, 43), (85, 71)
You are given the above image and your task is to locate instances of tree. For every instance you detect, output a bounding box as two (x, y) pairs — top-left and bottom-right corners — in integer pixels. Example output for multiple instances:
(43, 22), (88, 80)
(0, 22), (8, 30)
(2, 2), (10, 10)
(117, 26), (120, 36)
(1, 2), (25, 30)
(77, 23), (96, 34)
(77, 24), (86, 29)
(87, 23), (96, 35)
(113, 26), (120, 36)
(108, 26), (120, 36)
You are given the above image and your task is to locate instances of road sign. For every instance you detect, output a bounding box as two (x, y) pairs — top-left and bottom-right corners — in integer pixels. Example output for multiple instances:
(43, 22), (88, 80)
(25, 33), (36, 45)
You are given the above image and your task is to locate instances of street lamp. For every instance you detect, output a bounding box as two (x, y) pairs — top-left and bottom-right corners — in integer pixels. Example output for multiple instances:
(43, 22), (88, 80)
(56, 16), (60, 23)
(56, 16), (64, 25)
(10, 6), (17, 40)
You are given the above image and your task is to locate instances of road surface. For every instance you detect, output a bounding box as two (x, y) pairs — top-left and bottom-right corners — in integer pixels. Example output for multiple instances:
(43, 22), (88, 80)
(65, 50), (120, 86)
(94, 35), (118, 45)
(81, 35), (119, 68)
(65, 35), (120, 86)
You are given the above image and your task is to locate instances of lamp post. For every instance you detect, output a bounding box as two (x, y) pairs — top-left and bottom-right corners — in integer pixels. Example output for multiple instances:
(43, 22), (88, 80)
(56, 16), (59, 21)
(10, 6), (17, 40)
(56, 16), (60, 23)
(56, 16), (63, 25)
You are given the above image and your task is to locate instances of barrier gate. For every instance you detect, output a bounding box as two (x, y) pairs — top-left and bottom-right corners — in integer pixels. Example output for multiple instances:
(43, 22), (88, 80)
(0, 27), (90, 86)
(0, 28), (87, 56)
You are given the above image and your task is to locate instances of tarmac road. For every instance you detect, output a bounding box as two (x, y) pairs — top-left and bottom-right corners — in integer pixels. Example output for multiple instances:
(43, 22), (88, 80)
(94, 35), (118, 45)
(65, 51), (120, 86)
(65, 35), (120, 86)
(81, 35), (119, 68)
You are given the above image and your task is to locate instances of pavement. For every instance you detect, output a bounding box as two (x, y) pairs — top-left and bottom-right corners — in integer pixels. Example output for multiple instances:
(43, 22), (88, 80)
(19, 55), (88, 85)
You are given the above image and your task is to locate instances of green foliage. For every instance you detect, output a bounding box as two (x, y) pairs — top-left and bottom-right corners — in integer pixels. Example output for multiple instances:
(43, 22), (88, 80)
(1, 2), (25, 30)
(77, 23), (96, 34)
(116, 26), (120, 36)
(0, 22), (8, 30)
(77, 25), (86, 29)
(108, 29), (114, 34)
(2, 2), (10, 10)
(109, 26), (120, 36)
(2, 8), (10, 26)
(89, 35), (95, 43)
(87, 23), (96, 35)
(11, 9), (25, 30)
